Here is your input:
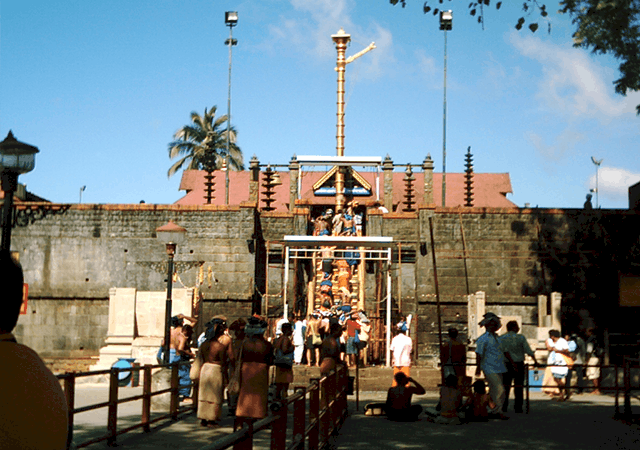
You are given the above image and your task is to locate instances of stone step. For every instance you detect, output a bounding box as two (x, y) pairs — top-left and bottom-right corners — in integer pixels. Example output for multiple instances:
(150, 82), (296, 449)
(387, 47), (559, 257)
(43, 357), (99, 375)
(290, 365), (442, 392)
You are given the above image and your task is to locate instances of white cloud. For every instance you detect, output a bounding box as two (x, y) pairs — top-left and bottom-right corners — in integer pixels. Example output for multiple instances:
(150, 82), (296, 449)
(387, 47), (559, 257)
(527, 128), (585, 164)
(588, 166), (640, 201)
(263, 0), (395, 79)
(510, 33), (640, 121)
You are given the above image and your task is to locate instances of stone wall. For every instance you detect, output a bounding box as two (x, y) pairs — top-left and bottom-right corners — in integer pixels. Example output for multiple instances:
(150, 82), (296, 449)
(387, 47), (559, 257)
(259, 206), (640, 364)
(11, 202), (640, 364)
(12, 204), (257, 357)
(15, 298), (108, 358)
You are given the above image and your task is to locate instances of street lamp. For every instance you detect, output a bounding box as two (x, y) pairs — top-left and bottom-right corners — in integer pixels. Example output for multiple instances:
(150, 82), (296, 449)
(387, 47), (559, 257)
(0, 131), (39, 253)
(440, 10), (452, 207)
(156, 220), (187, 364)
(224, 11), (238, 206)
(591, 156), (603, 208)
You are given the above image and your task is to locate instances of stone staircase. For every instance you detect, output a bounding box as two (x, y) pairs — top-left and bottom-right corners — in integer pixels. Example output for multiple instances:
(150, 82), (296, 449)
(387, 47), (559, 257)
(290, 365), (442, 392)
(314, 254), (360, 310)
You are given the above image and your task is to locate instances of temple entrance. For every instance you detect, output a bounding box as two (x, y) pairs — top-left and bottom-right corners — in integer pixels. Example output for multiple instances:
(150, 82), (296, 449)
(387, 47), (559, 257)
(278, 235), (396, 367)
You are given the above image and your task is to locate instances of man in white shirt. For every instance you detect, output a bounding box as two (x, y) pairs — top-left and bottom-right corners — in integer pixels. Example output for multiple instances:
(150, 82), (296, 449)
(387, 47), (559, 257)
(390, 327), (413, 386)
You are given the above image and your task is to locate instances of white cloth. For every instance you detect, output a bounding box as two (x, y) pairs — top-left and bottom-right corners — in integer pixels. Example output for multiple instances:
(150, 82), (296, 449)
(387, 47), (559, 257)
(551, 338), (569, 377)
(390, 333), (413, 367)
(293, 320), (306, 346)
(275, 317), (289, 337)
(294, 344), (305, 364)
(546, 338), (555, 365)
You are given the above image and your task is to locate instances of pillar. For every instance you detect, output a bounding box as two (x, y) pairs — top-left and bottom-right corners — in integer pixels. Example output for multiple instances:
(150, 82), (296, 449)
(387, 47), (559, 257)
(382, 154), (394, 212)
(249, 155), (260, 204)
(288, 154), (299, 212)
(422, 153), (434, 205)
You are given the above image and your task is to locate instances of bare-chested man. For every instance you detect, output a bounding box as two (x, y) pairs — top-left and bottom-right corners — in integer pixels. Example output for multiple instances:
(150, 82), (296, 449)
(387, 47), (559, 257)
(167, 314), (198, 400)
(198, 319), (231, 427)
(320, 322), (345, 377)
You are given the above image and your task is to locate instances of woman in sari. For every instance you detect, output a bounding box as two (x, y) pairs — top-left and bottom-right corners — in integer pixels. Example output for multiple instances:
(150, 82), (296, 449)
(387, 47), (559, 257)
(197, 318), (231, 427)
(235, 316), (273, 420)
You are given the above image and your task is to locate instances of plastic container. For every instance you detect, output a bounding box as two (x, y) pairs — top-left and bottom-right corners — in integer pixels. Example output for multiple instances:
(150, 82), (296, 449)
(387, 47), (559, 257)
(112, 358), (136, 387)
(528, 367), (543, 392)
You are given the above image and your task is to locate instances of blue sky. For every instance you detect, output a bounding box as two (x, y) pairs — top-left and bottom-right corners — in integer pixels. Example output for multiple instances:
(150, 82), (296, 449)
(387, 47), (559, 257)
(1, 0), (638, 208)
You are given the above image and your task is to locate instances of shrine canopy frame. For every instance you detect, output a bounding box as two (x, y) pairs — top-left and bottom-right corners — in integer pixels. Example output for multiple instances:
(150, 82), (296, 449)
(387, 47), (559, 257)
(294, 155), (383, 201)
(282, 234), (394, 366)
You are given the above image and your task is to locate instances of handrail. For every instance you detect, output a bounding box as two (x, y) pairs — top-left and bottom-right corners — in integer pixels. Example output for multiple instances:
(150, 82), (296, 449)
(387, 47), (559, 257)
(197, 365), (349, 450)
(58, 360), (197, 448)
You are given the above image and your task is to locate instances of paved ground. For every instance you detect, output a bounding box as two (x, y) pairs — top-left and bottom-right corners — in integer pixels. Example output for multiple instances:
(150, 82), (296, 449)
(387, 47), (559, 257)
(335, 392), (640, 450)
(70, 385), (640, 449)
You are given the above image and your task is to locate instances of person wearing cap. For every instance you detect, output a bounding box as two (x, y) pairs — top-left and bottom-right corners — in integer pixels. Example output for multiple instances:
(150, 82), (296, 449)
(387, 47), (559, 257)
(474, 312), (512, 420)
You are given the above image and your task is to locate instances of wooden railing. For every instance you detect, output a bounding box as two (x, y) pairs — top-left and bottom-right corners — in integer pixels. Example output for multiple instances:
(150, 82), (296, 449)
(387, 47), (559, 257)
(197, 365), (350, 450)
(58, 360), (196, 448)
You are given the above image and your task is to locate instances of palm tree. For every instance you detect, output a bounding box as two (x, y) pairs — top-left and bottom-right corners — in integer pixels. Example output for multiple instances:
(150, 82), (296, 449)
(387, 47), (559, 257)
(167, 106), (244, 178)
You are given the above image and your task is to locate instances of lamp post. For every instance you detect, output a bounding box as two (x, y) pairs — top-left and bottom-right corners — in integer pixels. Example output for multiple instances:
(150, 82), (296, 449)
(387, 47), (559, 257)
(0, 131), (39, 254)
(591, 156), (603, 208)
(440, 10), (452, 207)
(224, 11), (238, 206)
(156, 220), (187, 364)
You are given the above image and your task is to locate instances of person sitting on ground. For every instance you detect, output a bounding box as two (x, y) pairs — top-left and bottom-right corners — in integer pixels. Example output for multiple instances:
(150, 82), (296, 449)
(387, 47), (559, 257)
(385, 372), (426, 422)
(462, 379), (493, 422)
(425, 375), (463, 424)
(0, 252), (68, 450)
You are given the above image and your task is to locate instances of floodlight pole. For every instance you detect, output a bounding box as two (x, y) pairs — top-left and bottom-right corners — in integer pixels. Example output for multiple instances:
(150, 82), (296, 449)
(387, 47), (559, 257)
(225, 12), (238, 205)
(440, 11), (452, 207)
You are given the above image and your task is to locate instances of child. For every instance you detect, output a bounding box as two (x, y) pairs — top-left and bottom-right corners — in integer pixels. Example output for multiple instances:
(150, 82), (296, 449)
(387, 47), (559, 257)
(425, 375), (463, 424)
(463, 380), (493, 422)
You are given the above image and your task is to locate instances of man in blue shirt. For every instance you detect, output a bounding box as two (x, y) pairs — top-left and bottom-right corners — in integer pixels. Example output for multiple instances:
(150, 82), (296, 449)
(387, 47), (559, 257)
(475, 312), (512, 420)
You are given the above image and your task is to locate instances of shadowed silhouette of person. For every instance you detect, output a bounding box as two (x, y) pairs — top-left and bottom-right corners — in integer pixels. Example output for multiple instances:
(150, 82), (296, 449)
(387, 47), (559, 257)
(0, 252), (69, 450)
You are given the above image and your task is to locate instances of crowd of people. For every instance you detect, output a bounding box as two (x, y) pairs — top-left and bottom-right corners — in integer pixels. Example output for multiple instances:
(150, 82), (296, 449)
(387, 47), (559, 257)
(423, 313), (603, 424)
(162, 307), (605, 427)
(366, 312), (605, 425)
(164, 306), (375, 428)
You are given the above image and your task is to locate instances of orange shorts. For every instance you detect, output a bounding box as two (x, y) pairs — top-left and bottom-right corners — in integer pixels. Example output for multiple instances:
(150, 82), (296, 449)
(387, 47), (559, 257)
(392, 366), (411, 387)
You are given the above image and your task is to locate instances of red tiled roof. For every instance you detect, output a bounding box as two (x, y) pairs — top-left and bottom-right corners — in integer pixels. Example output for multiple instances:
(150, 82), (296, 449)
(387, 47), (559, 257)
(175, 169), (516, 210)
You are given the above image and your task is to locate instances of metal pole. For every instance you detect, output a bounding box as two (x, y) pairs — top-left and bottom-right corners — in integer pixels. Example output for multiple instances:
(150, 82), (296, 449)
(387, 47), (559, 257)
(162, 247), (175, 365)
(442, 29), (447, 207)
(284, 246), (290, 319)
(1, 171), (17, 253)
(428, 217), (444, 382)
(385, 247), (392, 367)
(225, 23), (234, 205)
(595, 163), (599, 208)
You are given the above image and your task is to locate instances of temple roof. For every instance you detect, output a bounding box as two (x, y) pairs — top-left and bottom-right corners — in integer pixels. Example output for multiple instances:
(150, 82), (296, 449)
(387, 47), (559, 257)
(176, 169), (516, 211)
